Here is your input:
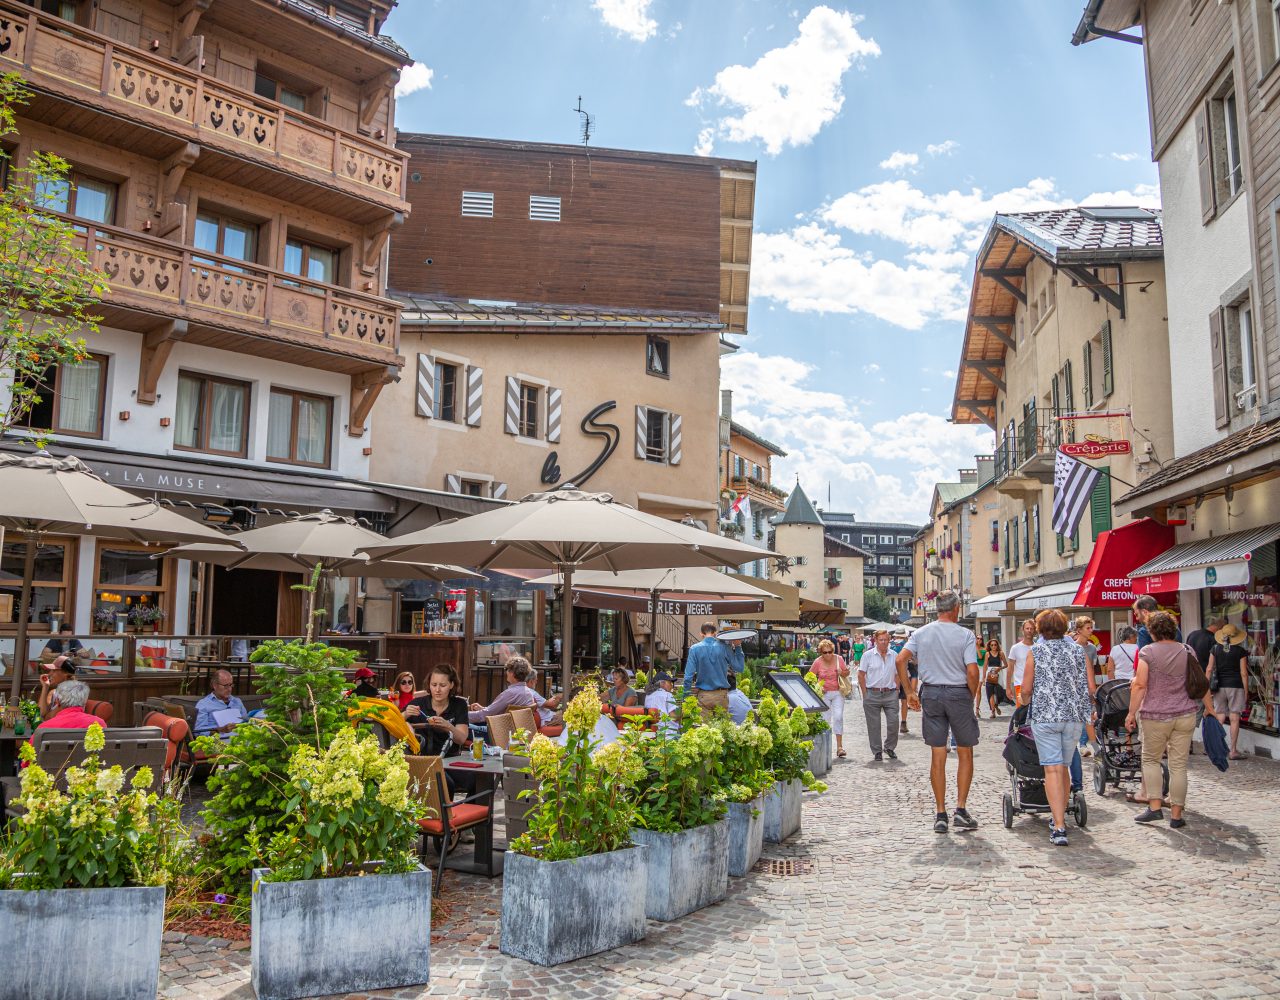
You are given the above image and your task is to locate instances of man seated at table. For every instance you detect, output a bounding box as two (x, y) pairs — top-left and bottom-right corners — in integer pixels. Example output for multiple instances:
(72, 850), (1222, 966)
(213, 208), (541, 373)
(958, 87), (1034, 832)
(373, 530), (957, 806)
(40, 628), (90, 666)
(726, 672), (752, 726)
(37, 655), (78, 721)
(350, 665), (381, 698)
(194, 669), (247, 740)
(468, 656), (542, 724)
(34, 679), (103, 737)
(644, 672), (680, 737)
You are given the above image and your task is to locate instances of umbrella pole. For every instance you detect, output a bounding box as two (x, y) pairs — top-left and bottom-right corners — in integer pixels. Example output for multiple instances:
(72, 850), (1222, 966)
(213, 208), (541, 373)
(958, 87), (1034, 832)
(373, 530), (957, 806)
(559, 564), (574, 699)
(9, 537), (36, 701)
(647, 587), (658, 675)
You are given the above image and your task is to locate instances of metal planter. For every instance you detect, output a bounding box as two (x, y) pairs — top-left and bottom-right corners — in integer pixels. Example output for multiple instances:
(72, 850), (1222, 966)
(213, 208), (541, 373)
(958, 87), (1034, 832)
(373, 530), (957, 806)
(726, 796), (765, 877)
(251, 865), (431, 1000)
(501, 845), (648, 966)
(630, 818), (729, 920)
(0, 884), (165, 1000)
(763, 777), (803, 842)
(808, 730), (832, 776)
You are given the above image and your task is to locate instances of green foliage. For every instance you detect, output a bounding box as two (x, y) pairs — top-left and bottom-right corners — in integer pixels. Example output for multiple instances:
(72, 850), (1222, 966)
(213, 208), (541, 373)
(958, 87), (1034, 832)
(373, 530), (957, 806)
(0, 726), (186, 889)
(709, 713), (774, 804)
(512, 685), (645, 862)
(17, 698), (40, 730)
(753, 692), (814, 784)
(864, 586), (894, 623)
(625, 696), (726, 833)
(260, 727), (422, 882)
(801, 673), (830, 733)
(0, 74), (106, 436)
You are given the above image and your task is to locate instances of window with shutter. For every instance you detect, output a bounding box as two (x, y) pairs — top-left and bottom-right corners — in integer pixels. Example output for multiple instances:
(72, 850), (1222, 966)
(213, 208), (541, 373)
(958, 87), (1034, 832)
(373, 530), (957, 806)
(1062, 360), (1074, 442)
(414, 354), (434, 418)
(1101, 320), (1114, 397)
(465, 365), (483, 427)
(546, 386), (562, 443)
(1195, 105), (1215, 222)
(1032, 505), (1041, 563)
(1210, 308), (1229, 428)
(1090, 470), (1112, 540)
(1082, 341), (1094, 408)
(1003, 521), (1010, 569)
(1056, 531), (1065, 557)
(1021, 511), (1029, 564)
(504, 376), (520, 435)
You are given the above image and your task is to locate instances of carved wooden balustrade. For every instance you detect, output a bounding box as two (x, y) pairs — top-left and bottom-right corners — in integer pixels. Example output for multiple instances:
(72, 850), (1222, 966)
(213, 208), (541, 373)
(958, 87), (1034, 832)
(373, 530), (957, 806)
(0, 2), (407, 209)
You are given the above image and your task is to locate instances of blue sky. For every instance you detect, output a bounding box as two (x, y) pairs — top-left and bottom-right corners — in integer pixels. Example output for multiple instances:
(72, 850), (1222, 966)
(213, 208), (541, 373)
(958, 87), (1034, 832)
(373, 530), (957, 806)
(385, 1), (1156, 522)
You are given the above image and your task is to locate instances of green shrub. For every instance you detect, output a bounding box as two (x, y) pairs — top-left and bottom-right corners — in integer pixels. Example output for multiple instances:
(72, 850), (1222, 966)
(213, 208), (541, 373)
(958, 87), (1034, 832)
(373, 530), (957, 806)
(625, 696), (725, 833)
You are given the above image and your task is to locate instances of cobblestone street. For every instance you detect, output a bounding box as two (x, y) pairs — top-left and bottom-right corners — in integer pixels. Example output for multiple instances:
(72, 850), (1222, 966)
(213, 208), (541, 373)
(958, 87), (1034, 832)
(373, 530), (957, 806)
(161, 710), (1280, 999)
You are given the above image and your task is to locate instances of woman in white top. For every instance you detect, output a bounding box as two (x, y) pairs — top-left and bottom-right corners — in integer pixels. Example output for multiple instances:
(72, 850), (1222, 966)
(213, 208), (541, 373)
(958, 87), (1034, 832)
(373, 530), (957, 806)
(1106, 626), (1139, 681)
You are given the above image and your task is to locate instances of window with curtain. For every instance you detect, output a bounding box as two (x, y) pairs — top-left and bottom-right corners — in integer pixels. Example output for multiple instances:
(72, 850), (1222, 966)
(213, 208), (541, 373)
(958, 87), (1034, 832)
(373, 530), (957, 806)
(19, 353), (107, 438)
(34, 170), (116, 225)
(193, 210), (258, 269)
(284, 237), (339, 288)
(266, 389), (332, 467)
(174, 372), (249, 457)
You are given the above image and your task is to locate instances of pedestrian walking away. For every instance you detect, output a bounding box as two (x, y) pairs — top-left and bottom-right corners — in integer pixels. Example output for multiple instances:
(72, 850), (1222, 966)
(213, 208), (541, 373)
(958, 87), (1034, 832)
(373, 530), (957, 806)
(810, 638), (851, 758)
(896, 591), (981, 834)
(1207, 624), (1250, 760)
(892, 627), (915, 735)
(983, 637), (1008, 717)
(858, 629), (900, 761)
(1007, 619), (1036, 706)
(1107, 626), (1139, 681)
(682, 622), (734, 714)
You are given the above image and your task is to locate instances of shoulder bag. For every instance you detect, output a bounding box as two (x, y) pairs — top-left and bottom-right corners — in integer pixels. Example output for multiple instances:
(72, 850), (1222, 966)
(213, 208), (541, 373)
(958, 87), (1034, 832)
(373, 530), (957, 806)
(836, 655), (854, 699)
(1184, 644), (1210, 701)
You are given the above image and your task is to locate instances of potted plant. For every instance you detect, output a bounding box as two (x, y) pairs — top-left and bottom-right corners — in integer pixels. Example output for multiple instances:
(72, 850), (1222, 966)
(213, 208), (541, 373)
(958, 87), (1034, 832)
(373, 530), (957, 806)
(710, 713), (774, 877)
(625, 699), (729, 921)
(0, 726), (181, 1000)
(755, 693), (825, 842)
(250, 728), (428, 1000)
(802, 672), (834, 777)
(91, 604), (117, 633)
(128, 604), (166, 633)
(501, 686), (648, 966)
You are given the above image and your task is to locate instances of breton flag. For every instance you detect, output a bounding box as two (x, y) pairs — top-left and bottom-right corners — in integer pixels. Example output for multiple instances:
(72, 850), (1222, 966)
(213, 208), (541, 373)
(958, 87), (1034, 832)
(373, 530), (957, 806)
(1052, 450), (1100, 538)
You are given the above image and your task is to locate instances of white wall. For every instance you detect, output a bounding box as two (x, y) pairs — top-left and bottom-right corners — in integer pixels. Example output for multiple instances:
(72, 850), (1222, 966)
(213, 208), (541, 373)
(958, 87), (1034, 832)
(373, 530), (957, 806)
(1158, 117), (1254, 457)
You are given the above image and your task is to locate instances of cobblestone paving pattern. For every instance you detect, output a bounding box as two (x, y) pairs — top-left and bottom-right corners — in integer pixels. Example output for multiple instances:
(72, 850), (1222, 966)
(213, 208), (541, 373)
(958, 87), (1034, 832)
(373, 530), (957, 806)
(160, 709), (1280, 999)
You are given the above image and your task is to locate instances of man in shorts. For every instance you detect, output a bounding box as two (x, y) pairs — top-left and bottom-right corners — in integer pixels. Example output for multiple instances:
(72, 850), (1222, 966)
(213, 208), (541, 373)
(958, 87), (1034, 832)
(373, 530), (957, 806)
(892, 628), (914, 734)
(896, 591), (980, 834)
(1007, 618), (1036, 706)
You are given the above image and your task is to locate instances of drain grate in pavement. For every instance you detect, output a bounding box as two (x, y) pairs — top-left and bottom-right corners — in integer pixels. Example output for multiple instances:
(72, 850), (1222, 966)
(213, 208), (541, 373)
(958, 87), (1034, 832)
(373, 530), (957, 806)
(753, 858), (812, 876)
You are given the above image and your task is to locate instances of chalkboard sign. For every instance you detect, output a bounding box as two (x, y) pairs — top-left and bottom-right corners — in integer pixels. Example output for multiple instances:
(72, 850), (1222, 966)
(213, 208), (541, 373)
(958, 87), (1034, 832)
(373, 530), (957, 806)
(423, 598), (444, 621)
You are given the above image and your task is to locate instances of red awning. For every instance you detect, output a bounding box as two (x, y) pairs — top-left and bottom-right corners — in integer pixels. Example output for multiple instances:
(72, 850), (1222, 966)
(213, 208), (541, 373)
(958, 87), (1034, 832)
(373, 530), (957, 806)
(1073, 518), (1176, 608)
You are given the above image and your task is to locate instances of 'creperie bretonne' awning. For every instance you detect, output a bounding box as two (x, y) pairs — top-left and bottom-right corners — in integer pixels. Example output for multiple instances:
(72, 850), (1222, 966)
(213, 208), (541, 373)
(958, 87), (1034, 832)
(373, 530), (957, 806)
(1128, 521), (1280, 595)
(1074, 517), (1176, 607)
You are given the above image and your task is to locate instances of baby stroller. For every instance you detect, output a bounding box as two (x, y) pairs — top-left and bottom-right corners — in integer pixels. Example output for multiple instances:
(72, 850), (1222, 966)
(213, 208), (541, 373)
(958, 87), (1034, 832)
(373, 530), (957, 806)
(1092, 679), (1169, 798)
(1001, 704), (1087, 829)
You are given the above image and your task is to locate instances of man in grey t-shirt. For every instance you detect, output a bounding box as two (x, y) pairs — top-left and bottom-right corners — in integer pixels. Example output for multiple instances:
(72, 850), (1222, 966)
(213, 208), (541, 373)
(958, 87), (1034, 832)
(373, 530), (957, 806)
(896, 590), (980, 834)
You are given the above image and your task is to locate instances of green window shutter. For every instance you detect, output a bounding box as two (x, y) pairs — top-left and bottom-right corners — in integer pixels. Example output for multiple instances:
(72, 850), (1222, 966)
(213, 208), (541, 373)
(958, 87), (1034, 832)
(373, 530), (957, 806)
(1101, 320), (1114, 397)
(1003, 521), (1010, 569)
(1082, 341), (1094, 408)
(1090, 469), (1113, 540)
(1056, 531), (1064, 557)
(1071, 529), (1081, 553)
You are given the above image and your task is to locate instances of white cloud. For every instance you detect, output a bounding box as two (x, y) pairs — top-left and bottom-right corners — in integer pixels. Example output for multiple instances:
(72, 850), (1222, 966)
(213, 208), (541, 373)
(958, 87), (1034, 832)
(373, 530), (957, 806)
(395, 63), (433, 98)
(879, 150), (919, 172)
(926, 139), (958, 157)
(862, 362), (880, 374)
(687, 6), (879, 155)
(722, 351), (991, 520)
(942, 369), (956, 379)
(592, 0), (657, 41)
(1109, 151), (1141, 162)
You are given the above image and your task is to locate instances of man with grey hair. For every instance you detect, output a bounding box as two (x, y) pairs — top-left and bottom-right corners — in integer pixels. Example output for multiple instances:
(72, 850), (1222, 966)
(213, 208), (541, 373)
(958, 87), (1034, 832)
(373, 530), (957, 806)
(896, 590), (980, 834)
(195, 669), (246, 738)
(858, 629), (900, 761)
(33, 679), (103, 736)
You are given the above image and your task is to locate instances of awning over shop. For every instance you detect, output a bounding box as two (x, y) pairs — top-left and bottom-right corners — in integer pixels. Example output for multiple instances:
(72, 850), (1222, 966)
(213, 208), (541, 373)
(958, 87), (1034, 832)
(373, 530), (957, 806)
(571, 588), (764, 615)
(726, 575), (801, 623)
(1129, 522), (1280, 595)
(1015, 578), (1085, 612)
(1074, 517), (1176, 607)
(799, 598), (845, 627)
(969, 589), (1030, 616)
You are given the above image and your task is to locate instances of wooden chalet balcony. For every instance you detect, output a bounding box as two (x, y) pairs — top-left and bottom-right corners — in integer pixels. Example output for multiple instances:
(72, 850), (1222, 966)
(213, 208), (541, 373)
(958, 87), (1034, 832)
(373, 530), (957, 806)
(730, 475), (787, 510)
(71, 216), (400, 373)
(0, 3), (407, 217)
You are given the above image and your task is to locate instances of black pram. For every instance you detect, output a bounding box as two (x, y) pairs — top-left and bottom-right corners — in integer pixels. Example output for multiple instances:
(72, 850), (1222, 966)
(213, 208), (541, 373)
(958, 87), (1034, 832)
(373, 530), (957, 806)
(1091, 679), (1168, 797)
(1000, 704), (1088, 829)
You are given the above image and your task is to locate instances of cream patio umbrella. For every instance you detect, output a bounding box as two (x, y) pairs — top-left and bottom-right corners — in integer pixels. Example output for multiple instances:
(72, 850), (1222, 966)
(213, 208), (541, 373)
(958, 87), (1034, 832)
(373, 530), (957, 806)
(359, 489), (775, 693)
(0, 451), (244, 698)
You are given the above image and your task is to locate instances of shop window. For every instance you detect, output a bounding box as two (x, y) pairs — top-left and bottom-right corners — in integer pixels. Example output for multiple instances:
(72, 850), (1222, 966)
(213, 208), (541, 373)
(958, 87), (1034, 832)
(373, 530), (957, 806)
(34, 170), (116, 225)
(267, 388), (332, 467)
(433, 360), (460, 423)
(94, 545), (169, 634)
(646, 336), (670, 377)
(0, 538), (73, 628)
(194, 210), (258, 269)
(18, 352), (108, 438)
(284, 236), (340, 288)
(174, 371), (249, 458)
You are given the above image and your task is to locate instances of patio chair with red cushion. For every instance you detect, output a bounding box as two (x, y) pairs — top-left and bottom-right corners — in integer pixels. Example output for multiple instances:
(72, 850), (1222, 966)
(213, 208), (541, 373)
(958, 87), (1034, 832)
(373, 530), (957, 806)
(141, 711), (191, 781)
(84, 700), (114, 724)
(406, 754), (495, 895)
(610, 705), (660, 731)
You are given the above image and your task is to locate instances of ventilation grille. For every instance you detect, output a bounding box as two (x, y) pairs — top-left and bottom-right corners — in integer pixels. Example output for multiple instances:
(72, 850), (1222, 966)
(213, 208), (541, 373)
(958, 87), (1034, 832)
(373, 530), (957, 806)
(753, 858), (812, 877)
(529, 195), (561, 222)
(461, 191), (494, 218)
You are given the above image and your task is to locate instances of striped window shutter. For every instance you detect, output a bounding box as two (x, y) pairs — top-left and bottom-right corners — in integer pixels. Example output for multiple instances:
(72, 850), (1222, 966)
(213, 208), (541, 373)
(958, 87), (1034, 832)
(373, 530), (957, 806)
(634, 405), (648, 459)
(443, 473), (461, 493)
(1082, 341), (1094, 408)
(491, 481), (508, 500)
(415, 354), (434, 418)
(1090, 469), (1112, 540)
(1101, 320), (1114, 397)
(668, 412), (682, 465)
(546, 386), (562, 443)
(465, 365), (483, 427)
(504, 376), (520, 435)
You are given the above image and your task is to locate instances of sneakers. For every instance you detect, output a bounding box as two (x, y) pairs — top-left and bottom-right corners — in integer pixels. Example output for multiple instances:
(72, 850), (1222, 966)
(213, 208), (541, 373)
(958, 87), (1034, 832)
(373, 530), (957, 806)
(1134, 807), (1164, 824)
(885, 749), (897, 760)
(933, 813), (948, 834)
(1049, 826), (1068, 846)
(873, 752), (883, 762)
(900, 721), (909, 734)
(952, 808), (978, 831)
(1170, 817), (1187, 829)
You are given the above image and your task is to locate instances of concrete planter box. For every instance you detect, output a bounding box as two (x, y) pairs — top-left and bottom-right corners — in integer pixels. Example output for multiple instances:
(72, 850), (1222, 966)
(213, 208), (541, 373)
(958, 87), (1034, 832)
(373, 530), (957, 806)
(501, 845), (647, 966)
(630, 818), (729, 920)
(726, 797), (765, 877)
(763, 777), (803, 842)
(251, 865), (431, 1000)
(1, 884), (164, 1000)
(808, 730), (832, 776)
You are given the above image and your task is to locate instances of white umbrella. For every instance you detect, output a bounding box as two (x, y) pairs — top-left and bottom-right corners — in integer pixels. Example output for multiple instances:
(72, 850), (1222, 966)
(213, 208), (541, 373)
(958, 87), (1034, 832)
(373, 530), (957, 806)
(360, 489), (774, 692)
(0, 451), (242, 698)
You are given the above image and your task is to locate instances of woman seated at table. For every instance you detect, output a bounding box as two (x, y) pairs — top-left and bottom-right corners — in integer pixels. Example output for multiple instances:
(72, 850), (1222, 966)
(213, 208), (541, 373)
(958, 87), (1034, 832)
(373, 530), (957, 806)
(604, 666), (638, 709)
(388, 670), (419, 711)
(468, 656), (540, 724)
(405, 663), (470, 755)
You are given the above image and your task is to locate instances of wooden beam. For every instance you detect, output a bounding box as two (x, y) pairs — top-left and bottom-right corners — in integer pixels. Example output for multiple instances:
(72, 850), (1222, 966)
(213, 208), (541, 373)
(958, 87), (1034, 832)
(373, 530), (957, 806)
(965, 359), (1007, 392)
(137, 321), (188, 405)
(971, 315), (1016, 351)
(980, 269), (1027, 304)
(362, 211), (403, 274)
(358, 70), (399, 131)
(176, 0), (213, 48)
(349, 366), (396, 437)
(957, 402), (996, 430)
(156, 144), (200, 239)
(1061, 264), (1125, 317)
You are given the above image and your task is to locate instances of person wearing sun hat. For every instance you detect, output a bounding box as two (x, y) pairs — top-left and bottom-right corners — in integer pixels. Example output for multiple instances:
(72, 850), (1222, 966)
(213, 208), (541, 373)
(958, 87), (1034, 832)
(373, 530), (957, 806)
(1207, 624), (1250, 759)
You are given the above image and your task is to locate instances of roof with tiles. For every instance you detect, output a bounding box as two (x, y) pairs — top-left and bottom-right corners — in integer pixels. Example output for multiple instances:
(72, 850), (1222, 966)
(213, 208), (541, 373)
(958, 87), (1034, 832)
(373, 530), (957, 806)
(1119, 417), (1280, 503)
(776, 484), (824, 526)
(995, 207), (1163, 263)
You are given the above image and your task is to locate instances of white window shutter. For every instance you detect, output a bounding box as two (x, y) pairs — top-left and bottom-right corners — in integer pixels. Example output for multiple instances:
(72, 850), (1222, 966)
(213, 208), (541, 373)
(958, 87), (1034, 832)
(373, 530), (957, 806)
(415, 354), (434, 418)
(504, 376), (520, 435)
(546, 386), (562, 443)
(491, 481), (508, 500)
(668, 412), (682, 465)
(634, 405), (648, 459)
(444, 473), (461, 493)
(466, 365), (484, 427)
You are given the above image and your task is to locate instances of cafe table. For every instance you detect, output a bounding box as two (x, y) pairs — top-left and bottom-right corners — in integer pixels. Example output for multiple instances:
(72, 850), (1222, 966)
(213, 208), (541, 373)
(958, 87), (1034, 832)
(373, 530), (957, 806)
(0, 723), (25, 778)
(441, 756), (505, 877)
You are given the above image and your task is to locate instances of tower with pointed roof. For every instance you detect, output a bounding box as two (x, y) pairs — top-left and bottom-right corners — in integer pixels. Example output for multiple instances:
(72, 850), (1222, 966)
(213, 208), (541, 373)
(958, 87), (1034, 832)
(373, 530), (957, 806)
(773, 483), (827, 596)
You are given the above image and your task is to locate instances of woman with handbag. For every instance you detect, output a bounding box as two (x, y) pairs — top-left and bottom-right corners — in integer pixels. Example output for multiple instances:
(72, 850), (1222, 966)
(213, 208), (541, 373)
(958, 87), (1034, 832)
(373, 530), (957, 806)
(1125, 612), (1215, 828)
(810, 638), (852, 758)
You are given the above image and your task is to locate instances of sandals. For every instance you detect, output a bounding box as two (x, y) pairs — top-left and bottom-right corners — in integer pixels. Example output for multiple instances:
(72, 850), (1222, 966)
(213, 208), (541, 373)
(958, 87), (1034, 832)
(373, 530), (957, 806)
(1228, 751), (1245, 760)
(837, 748), (847, 758)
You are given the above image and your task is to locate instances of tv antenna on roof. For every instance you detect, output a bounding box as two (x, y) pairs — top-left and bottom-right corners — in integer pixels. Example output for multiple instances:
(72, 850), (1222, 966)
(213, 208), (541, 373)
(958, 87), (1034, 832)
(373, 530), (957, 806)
(573, 96), (594, 147)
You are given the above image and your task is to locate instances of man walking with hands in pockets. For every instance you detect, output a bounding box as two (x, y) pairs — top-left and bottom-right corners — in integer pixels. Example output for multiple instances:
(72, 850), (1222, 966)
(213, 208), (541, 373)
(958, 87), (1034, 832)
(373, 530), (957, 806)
(896, 590), (981, 834)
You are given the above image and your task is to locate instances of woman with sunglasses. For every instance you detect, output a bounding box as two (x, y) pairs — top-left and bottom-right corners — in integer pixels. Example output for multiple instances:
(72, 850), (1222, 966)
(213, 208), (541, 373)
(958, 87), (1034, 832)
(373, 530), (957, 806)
(388, 670), (419, 711)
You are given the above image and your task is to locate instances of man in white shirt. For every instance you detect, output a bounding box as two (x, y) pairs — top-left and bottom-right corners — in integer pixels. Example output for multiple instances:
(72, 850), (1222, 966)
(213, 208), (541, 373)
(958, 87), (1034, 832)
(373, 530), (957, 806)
(644, 671), (679, 737)
(858, 629), (899, 761)
(1006, 619), (1037, 706)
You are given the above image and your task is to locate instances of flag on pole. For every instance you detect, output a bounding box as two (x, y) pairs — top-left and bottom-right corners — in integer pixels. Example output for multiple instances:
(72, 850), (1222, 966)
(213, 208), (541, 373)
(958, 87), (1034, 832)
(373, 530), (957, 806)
(1052, 450), (1100, 538)
(731, 493), (752, 525)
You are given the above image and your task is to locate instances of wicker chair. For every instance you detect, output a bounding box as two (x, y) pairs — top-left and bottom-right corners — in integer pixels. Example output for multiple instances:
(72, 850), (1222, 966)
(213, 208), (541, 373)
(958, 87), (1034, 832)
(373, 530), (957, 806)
(486, 712), (517, 750)
(406, 755), (495, 895)
(508, 706), (538, 743)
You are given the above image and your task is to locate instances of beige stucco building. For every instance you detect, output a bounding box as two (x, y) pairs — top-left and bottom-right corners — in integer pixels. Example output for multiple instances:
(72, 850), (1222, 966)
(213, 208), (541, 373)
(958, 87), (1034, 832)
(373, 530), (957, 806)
(771, 485), (867, 621)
